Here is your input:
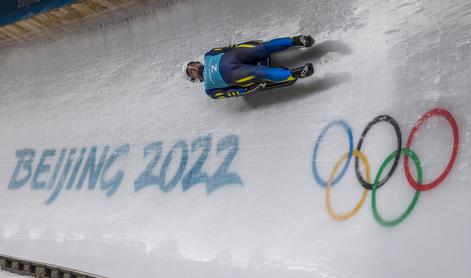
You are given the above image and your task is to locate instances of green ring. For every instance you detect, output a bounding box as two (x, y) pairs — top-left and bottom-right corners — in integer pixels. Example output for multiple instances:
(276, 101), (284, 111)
(372, 148), (422, 227)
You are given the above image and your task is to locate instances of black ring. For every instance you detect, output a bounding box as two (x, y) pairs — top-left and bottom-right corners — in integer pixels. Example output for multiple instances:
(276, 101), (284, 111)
(355, 115), (402, 190)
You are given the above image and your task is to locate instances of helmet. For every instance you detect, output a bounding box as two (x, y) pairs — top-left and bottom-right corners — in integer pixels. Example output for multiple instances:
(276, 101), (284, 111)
(184, 61), (204, 82)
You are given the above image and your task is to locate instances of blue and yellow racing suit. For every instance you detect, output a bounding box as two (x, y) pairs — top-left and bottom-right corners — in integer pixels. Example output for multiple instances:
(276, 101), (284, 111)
(203, 37), (296, 99)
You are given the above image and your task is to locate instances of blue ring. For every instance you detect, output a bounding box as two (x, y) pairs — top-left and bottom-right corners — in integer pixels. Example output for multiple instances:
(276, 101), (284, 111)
(312, 120), (353, 187)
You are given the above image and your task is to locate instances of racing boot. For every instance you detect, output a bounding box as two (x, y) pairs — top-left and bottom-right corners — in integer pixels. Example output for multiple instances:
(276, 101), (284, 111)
(292, 35), (315, 47)
(291, 63), (314, 79)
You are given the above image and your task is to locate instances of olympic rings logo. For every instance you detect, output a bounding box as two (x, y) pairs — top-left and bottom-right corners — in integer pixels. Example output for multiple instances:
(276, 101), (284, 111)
(312, 108), (460, 227)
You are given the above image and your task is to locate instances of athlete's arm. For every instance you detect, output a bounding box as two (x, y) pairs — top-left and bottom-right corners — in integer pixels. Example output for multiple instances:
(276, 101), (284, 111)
(206, 87), (249, 99)
(206, 83), (268, 99)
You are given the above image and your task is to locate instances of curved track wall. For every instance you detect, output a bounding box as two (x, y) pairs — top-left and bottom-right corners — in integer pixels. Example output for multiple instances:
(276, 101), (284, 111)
(0, 0), (470, 277)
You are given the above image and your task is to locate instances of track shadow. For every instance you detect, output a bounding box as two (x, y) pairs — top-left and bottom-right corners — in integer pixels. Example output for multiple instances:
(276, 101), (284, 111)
(241, 72), (351, 108)
(270, 40), (352, 68)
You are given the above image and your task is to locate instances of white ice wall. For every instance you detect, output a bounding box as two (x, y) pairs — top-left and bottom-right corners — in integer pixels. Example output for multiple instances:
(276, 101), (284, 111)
(0, 0), (470, 277)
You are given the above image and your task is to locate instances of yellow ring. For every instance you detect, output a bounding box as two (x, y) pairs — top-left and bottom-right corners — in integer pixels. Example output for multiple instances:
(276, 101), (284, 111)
(326, 150), (370, 221)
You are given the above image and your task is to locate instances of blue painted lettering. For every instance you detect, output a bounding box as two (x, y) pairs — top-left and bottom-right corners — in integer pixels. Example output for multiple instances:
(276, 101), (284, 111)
(32, 149), (56, 190)
(101, 144), (130, 197)
(8, 148), (35, 190)
(76, 146), (109, 190)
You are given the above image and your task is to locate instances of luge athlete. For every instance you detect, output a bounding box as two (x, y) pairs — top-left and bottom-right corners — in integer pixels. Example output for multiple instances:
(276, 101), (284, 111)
(185, 35), (315, 99)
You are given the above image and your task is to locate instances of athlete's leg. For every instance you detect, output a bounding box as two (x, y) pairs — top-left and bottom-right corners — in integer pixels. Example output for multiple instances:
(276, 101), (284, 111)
(230, 64), (293, 86)
(256, 37), (295, 56)
(234, 37), (295, 64)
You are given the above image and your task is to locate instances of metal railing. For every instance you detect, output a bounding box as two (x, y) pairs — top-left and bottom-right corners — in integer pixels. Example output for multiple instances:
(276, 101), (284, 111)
(0, 254), (106, 278)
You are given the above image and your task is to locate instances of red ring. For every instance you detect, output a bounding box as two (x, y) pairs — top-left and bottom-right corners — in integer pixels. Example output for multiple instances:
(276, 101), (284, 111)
(404, 108), (459, 191)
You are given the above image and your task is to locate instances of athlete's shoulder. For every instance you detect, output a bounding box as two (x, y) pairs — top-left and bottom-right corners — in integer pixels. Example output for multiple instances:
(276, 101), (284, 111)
(205, 40), (263, 56)
(205, 47), (227, 56)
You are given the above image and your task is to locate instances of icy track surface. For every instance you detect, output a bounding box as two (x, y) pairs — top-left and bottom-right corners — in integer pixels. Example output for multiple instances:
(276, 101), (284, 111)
(0, 0), (470, 277)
